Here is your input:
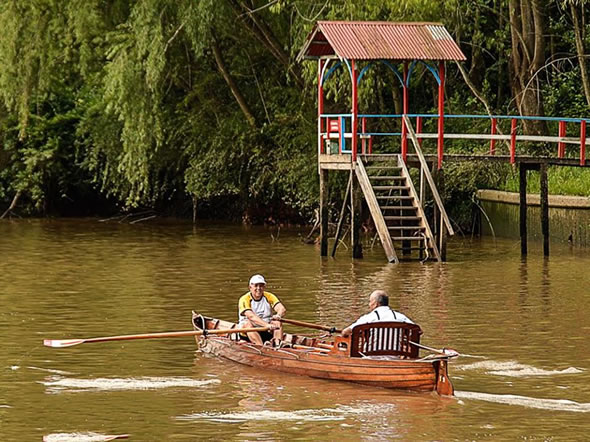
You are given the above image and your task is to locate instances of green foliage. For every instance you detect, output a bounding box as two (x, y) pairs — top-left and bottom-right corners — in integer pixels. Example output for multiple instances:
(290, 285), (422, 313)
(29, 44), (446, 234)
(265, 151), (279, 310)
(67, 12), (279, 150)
(1, 0), (590, 223)
(503, 167), (590, 196)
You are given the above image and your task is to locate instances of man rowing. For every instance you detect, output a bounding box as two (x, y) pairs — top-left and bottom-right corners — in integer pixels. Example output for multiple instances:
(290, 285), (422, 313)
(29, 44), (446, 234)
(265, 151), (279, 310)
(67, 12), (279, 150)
(238, 274), (287, 345)
(341, 290), (413, 337)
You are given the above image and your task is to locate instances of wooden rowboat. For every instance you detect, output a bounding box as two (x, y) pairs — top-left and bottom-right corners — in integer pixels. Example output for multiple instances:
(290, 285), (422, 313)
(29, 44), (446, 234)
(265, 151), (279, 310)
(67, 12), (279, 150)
(192, 312), (455, 395)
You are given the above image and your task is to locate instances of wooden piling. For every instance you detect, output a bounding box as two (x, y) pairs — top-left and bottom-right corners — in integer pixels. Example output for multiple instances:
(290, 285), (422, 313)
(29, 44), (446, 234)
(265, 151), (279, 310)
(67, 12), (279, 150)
(540, 163), (549, 256)
(437, 168), (447, 261)
(331, 171), (352, 257)
(320, 169), (329, 256)
(351, 174), (363, 259)
(519, 163), (528, 255)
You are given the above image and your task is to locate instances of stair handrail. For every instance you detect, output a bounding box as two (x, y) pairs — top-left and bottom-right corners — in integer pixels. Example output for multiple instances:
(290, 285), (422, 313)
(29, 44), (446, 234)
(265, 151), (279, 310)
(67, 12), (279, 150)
(402, 115), (454, 236)
(396, 156), (441, 261)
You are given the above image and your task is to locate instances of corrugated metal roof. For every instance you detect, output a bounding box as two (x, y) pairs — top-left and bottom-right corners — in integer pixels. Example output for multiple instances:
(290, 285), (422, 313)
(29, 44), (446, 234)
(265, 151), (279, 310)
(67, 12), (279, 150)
(297, 21), (466, 62)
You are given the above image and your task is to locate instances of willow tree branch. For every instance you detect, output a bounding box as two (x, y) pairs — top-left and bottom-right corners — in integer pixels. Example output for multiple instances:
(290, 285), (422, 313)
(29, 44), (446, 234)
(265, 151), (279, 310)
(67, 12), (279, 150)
(211, 39), (256, 127)
(1, 190), (21, 219)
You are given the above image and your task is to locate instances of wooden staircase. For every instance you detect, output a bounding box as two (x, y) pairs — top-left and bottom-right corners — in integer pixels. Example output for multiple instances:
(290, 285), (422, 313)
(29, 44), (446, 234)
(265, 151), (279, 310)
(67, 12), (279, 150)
(355, 155), (440, 263)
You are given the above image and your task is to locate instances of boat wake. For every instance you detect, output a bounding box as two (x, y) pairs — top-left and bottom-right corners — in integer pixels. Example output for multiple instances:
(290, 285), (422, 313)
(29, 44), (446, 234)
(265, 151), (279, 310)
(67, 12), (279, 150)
(28, 366), (74, 375)
(43, 433), (128, 441)
(177, 403), (395, 423)
(456, 360), (583, 377)
(41, 376), (221, 393)
(456, 391), (590, 413)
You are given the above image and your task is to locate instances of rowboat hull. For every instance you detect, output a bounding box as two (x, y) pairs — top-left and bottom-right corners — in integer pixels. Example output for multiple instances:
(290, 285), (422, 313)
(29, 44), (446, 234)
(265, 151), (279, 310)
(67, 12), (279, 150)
(192, 313), (453, 395)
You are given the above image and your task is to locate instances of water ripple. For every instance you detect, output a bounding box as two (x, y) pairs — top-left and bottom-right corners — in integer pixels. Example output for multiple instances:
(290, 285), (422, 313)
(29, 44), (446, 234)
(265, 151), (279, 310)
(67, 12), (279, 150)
(456, 360), (584, 377)
(41, 376), (220, 393)
(43, 433), (128, 442)
(456, 390), (590, 413)
(177, 403), (396, 423)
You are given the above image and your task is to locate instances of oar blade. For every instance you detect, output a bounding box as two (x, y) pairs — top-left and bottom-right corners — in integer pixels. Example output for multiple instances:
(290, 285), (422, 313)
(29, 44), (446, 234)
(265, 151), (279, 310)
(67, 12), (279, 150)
(442, 347), (460, 358)
(43, 339), (85, 348)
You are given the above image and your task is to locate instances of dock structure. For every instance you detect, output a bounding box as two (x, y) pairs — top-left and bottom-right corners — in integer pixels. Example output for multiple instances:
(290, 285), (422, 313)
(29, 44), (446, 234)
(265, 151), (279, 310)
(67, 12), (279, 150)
(298, 21), (590, 262)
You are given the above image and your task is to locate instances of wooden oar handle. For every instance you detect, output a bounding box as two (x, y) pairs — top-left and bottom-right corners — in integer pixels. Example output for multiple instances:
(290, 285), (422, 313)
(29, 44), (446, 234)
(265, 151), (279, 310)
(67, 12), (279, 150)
(278, 317), (341, 333)
(44, 326), (271, 348)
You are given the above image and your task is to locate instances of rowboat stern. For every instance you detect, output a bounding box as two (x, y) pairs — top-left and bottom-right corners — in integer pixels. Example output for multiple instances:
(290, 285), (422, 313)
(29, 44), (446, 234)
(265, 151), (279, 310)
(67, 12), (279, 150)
(434, 359), (454, 396)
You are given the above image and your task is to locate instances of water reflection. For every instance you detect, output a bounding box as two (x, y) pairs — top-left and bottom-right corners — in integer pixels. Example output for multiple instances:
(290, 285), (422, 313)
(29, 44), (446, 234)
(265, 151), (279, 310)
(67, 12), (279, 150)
(2, 219), (590, 440)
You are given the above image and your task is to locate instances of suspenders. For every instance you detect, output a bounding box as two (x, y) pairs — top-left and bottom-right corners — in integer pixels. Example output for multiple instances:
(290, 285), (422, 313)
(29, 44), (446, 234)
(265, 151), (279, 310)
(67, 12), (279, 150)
(373, 308), (397, 321)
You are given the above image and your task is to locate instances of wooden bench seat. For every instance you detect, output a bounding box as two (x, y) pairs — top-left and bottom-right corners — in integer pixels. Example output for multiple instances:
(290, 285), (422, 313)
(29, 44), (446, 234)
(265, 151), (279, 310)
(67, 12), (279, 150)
(350, 321), (422, 358)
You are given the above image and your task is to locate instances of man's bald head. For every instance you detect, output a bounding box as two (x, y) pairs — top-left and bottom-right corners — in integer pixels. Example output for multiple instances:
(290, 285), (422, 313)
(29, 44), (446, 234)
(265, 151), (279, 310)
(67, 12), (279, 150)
(369, 290), (389, 307)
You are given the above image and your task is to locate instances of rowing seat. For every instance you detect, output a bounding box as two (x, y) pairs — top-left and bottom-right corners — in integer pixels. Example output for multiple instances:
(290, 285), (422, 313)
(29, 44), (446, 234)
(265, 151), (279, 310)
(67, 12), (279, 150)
(350, 322), (422, 358)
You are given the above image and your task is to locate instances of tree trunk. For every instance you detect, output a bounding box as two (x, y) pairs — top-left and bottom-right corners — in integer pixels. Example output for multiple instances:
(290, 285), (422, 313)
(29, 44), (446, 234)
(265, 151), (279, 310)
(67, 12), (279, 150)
(1, 190), (21, 219)
(211, 39), (257, 127)
(508, 0), (548, 135)
(227, 0), (304, 89)
(571, 2), (590, 106)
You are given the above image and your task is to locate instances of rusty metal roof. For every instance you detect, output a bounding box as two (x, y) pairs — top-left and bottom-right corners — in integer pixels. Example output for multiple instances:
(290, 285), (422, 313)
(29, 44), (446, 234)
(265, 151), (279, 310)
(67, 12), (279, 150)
(297, 21), (466, 62)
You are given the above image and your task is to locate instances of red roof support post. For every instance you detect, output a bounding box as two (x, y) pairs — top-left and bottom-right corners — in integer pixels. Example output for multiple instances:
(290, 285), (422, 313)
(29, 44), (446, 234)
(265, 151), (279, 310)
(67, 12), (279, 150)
(558, 121), (566, 158)
(361, 117), (367, 154)
(318, 59), (325, 155)
(351, 59), (358, 163)
(490, 118), (497, 155)
(580, 120), (587, 166)
(402, 62), (409, 162)
(416, 116), (423, 147)
(437, 61), (445, 170)
(510, 118), (517, 164)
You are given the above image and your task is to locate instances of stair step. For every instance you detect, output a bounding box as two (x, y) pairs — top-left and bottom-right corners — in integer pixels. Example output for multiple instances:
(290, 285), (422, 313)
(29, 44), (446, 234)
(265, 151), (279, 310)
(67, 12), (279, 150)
(374, 186), (410, 191)
(365, 166), (402, 170)
(376, 196), (414, 201)
(381, 207), (418, 212)
(392, 236), (426, 241)
(369, 176), (405, 180)
(387, 226), (426, 230)
(376, 195), (412, 200)
(381, 207), (419, 212)
(372, 186), (411, 191)
(383, 216), (421, 220)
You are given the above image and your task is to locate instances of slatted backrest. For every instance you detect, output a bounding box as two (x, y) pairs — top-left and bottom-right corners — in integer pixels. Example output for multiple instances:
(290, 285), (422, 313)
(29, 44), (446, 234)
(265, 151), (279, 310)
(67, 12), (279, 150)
(350, 322), (422, 358)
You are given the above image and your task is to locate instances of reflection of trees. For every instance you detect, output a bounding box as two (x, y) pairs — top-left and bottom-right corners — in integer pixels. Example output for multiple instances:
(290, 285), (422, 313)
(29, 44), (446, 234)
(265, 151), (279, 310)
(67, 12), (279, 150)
(315, 259), (453, 341)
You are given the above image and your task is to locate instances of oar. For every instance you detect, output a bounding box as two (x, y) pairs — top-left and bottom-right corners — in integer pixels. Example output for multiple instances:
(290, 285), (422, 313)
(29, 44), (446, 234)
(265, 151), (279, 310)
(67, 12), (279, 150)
(409, 341), (459, 357)
(278, 318), (341, 334)
(43, 326), (271, 348)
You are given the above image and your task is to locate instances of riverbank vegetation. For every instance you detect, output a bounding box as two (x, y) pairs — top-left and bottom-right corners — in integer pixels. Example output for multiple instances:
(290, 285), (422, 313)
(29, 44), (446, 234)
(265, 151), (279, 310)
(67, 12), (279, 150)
(1, 0), (590, 227)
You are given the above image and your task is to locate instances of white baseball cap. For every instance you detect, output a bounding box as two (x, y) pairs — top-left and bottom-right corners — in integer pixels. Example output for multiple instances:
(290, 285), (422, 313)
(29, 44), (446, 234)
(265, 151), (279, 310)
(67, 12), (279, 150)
(249, 274), (266, 285)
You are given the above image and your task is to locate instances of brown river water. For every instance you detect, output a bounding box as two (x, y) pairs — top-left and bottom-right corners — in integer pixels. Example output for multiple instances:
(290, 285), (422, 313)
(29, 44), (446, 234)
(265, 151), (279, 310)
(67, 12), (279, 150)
(1, 218), (589, 441)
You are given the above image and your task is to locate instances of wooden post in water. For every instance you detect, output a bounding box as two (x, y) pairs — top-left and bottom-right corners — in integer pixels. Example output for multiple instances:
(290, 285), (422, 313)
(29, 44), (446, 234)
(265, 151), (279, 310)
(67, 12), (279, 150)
(438, 168), (447, 261)
(320, 169), (329, 256)
(351, 174), (363, 259)
(540, 163), (549, 256)
(519, 163), (528, 255)
(331, 172), (352, 257)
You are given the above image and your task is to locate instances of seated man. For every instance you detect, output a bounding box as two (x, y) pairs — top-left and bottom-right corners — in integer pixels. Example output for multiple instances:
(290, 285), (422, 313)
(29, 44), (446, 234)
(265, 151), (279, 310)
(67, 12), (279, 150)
(341, 290), (413, 337)
(238, 274), (286, 345)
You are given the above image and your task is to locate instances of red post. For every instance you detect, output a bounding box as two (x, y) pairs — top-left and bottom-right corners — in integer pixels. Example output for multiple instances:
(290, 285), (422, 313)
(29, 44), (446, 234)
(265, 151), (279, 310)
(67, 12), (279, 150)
(416, 116), (423, 147)
(437, 61), (445, 170)
(401, 62), (409, 162)
(490, 118), (497, 155)
(580, 120), (587, 166)
(558, 121), (566, 158)
(318, 60), (324, 154)
(361, 117), (367, 154)
(351, 60), (358, 162)
(338, 117), (342, 154)
(510, 118), (517, 164)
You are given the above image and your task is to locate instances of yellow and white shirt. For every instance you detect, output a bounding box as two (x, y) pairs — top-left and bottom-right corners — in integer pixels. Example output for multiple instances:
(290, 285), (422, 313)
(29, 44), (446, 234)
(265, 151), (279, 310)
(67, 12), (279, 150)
(238, 291), (281, 325)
